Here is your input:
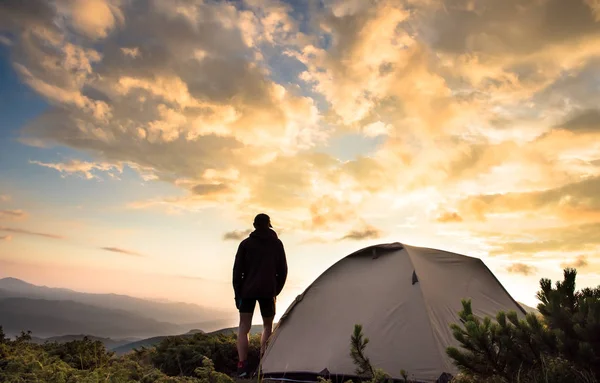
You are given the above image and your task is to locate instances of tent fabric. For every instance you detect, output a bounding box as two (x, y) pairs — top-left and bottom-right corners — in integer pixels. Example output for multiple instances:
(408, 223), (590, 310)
(260, 242), (527, 383)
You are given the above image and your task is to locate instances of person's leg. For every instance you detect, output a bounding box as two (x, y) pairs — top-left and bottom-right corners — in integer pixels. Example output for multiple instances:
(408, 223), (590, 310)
(238, 312), (253, 361)
(261, 315), (274, 357)
(258, 297), (276, 358)
(237, 298), (255, 377)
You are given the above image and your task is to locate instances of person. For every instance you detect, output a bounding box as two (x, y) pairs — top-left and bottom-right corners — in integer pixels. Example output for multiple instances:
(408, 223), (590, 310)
(232, 213), (288, 378)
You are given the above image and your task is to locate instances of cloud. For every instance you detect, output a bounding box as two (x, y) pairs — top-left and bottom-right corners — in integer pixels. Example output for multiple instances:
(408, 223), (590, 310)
(561, 255), (589, 269)
(487, 222), (600, 257)
(0, 0), (58, 33)
(507, 263), (538, 276)
(0, 226), (64, 239)
(294, 0), (462, 136)
(341, 224), (382, 241)
(191, 183), (230, 196)
(1, 0), (333, 226)
(362, 121), (392, 137)
(3, 0), (600, 256)
(0, 195), (10, 202)
(0, 35), (11, 46)
(0, 210), (27, 219)
(30, 160), (124, 180)
(307, 195), (357, 230)
(66, 0), (122, 40)
(100, 246), (143, 257)
(436, 211), (463, 223)
(555, 109), (600, 134)
(223, 229), (252, 241)
(0, 235), (12, 241)
(454, 175), (600, 223)
(430, 0), (600, 56)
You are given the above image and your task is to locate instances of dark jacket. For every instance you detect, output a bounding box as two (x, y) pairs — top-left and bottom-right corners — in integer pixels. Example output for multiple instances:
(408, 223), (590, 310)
(232, 228), (288, 299)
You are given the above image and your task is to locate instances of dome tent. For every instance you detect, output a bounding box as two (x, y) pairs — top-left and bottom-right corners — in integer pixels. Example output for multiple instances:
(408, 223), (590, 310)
(260, 242), (527, 383)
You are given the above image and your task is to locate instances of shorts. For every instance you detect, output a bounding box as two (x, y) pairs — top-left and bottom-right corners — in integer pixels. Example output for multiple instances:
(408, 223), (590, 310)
(236, 297), (276, 318)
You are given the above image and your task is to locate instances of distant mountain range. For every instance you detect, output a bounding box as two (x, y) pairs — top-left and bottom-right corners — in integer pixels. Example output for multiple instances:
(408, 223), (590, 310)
(0, 278), (238, 338)
(0, 278), (234, 324)
(0, 296), (185, 338)
(0, 277), (540, 352)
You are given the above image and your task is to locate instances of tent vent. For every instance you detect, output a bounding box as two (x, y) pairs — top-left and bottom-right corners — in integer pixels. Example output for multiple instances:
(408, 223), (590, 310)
(412, 270), (419, 285)
(372, 248), (381, 259)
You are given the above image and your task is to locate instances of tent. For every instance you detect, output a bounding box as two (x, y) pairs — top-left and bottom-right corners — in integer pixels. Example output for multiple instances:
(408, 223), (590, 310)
(260, 242), (527, 383)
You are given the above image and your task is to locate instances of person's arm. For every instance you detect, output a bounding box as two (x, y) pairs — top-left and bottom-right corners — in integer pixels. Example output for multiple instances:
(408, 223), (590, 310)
(232, 241), (246, 298)
(275, 240), (288, 296)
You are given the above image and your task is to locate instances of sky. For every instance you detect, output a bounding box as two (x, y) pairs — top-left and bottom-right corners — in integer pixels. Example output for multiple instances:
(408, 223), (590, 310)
(1, 0), (600, 321)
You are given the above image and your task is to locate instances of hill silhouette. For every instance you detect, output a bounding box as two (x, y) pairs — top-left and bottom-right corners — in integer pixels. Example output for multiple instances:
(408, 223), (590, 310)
(0, 297), (188, 338)
(0, 278), (235, 327)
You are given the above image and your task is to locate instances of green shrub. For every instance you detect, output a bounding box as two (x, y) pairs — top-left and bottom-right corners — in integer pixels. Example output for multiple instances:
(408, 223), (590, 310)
(150, 332), (261, 377)
(44, 336), (113, 370)
(0, 326), (236, 382)
(446, 267), (599, 383)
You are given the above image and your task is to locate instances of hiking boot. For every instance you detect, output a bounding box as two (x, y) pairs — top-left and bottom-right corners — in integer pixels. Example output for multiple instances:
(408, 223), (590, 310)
(237, 360), (250, 379)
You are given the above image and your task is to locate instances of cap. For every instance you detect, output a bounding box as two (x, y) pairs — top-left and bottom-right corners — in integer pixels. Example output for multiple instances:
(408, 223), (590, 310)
(253, 213), (272, 228)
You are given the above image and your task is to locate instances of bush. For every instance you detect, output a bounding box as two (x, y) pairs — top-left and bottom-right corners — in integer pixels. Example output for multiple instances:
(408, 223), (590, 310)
(0, 327), (236, 383)
(44, 336), (113, 370)
(149, 332), (261, 377)
(446, 267), (600, 383)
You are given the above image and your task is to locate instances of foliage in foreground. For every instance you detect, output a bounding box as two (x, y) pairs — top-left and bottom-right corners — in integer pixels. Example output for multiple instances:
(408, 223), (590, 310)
(447, 268), (599, 383)
(0, 327), (260, 383)
(144, 331), (262, 377)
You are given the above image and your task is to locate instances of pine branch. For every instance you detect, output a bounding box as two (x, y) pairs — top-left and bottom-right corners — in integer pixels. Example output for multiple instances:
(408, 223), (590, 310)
(350, 324), (375, 378)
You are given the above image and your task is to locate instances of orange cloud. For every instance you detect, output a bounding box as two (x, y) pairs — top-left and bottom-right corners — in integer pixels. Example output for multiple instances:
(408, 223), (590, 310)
(341, 224), (383, 241)
(561, 255), (589, 269)
(0, 226), (64, 240)
(308, 195), (357, 230)
(507, 263), (538, 276)
(191, 183), (230, 196)
(486, 222), (600, 257)
(67, 0), (122, 40)
(223, 230), (252, 241)
(436, 211), (463, 223)
(30, 160), (123, 180)
(100, 247), (144, 257)
(0, 210), (27, 220)
(3, 0), (600, 261)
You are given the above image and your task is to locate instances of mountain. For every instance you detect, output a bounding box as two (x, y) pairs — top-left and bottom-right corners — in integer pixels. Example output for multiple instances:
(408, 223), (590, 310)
(111, 325), (265, 355)
(0, 278), (236, 329)
(0, 297), (186, 338)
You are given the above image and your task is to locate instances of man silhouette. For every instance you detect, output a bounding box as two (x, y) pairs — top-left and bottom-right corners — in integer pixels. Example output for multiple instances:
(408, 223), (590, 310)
(233, 213), (287, 378)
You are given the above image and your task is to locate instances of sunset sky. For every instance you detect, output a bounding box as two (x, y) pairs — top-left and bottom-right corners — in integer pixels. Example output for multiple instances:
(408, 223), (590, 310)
(1, 0), (599, 320)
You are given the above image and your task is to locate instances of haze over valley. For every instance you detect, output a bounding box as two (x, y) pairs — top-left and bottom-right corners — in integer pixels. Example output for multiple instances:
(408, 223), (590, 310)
(0, 277), (238, 340)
